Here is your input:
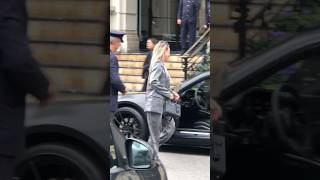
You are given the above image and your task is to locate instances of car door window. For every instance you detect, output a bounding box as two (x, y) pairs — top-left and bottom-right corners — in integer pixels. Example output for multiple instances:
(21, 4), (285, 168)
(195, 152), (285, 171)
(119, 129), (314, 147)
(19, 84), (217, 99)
(191, 78), (211, 110)
(286, 56), (320, 96)
(180, 78), (211, 130)
(193, 78), (210, 93)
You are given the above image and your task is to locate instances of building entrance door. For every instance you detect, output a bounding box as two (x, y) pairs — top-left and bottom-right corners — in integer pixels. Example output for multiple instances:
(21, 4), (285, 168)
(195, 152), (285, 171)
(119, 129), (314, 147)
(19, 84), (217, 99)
(139, 0), (180, 51)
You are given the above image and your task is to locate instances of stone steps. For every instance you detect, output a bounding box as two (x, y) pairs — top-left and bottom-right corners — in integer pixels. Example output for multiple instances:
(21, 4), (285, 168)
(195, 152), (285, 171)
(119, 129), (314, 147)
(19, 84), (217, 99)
(118, 60), (184, 70)
(118, 67), (185, 78)
(115, 53), (200, 92)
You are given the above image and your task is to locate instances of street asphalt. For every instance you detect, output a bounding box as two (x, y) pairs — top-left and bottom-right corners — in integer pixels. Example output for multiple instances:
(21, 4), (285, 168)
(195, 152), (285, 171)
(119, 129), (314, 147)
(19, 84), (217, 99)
(159, 146), (210, 180)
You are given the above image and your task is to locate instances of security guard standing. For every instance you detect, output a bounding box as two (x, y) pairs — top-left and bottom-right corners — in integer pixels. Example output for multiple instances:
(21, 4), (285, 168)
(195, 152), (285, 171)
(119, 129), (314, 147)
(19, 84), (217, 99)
(110, 31), (127, 117)
(204, 0), (211, 29)
(177, 0), (201, 53)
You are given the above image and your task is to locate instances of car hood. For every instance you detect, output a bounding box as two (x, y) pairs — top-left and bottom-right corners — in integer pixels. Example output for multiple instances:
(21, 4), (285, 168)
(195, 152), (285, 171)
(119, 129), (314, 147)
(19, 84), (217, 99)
(118, 71), (210, 108)
(118, 93), (146, 109)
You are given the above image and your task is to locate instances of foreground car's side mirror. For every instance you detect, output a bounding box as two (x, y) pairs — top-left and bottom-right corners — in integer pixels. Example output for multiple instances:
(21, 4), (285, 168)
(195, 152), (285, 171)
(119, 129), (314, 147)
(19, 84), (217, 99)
(126, 138), (153, 169)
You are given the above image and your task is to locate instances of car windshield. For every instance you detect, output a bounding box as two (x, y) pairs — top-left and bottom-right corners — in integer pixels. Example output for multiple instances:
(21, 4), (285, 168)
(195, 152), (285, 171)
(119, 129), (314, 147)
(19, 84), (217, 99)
(174, 72), (208, 92)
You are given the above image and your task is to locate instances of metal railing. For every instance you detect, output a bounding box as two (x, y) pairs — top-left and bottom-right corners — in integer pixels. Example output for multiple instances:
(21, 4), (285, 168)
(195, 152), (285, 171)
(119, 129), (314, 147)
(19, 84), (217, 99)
(181, 28), (211, 79)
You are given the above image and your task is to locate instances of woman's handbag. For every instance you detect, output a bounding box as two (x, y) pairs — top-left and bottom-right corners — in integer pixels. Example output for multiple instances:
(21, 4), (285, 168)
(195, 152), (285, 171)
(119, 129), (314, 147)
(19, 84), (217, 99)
(163, 100), (181, 118)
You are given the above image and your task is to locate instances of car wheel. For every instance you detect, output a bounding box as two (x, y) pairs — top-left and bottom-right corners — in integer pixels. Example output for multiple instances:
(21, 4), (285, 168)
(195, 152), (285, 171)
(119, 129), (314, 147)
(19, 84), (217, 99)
(15, 143), (104, 180)
(114, 107), (147, 140)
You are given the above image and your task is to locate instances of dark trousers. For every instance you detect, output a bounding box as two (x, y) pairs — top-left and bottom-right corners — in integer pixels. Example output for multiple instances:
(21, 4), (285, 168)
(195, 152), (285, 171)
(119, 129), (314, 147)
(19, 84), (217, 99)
(109, 112), (114, 143)
(180, 21), (197, 51)
(142, 78), (148, 92)
(0, 155), (15, 180)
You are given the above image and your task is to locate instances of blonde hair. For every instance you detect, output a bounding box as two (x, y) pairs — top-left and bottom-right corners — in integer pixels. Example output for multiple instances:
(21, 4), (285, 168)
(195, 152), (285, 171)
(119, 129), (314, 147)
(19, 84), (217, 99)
(150, 40), (169, 71)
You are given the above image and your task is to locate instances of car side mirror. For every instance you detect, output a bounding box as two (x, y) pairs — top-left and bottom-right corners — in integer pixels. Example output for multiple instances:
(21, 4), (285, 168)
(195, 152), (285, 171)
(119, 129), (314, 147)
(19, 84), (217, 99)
(126, 138), (154, 169)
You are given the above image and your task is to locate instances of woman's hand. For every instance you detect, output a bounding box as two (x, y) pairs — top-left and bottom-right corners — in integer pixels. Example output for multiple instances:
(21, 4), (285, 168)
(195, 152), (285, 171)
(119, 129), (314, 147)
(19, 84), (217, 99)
(172, 92), (180, 102)
(177, 19), (182, 25)
(212, 101), (222, 121)
(170, 94), (175, 101)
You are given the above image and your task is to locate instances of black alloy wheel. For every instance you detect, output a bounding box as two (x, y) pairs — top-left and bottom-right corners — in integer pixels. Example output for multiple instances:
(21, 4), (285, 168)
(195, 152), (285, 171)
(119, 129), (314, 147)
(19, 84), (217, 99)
(15, 143), (104, 180)
(114, 107), (147, 140)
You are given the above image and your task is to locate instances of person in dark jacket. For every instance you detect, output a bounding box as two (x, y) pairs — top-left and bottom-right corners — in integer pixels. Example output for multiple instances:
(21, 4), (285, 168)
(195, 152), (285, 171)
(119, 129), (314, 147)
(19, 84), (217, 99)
(177, 0), (201, 53)
(142, 38), (158, 91)
(110, 31), (127, 115)
(0, 1), (51, 179)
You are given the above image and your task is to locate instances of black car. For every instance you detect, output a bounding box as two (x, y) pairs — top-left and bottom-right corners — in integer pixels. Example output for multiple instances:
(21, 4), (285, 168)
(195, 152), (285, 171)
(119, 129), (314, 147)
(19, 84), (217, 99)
(116, 71), (211, 148)
(12, 97), (167, 180)
(212, 28), (320, 180)
(14, 98), (108, 180)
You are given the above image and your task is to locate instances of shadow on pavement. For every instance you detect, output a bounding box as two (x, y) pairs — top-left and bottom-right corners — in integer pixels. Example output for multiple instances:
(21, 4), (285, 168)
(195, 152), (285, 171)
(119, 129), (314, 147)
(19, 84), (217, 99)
(160, 146), (210, 155)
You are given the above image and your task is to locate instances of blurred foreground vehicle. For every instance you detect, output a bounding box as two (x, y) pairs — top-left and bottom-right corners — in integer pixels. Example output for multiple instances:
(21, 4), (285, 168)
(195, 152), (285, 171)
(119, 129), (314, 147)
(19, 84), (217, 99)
(13, 0), (109, 179)
(12, 97), (167, 180)
(212, 28), (320, 180)
(14, 98), (108, 180)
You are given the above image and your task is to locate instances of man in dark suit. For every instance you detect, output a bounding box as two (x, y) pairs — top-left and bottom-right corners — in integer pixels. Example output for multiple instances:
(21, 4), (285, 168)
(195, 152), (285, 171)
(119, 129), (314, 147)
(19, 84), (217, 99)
(142, 38), (158, 91)
(0, 0), (51, 179)
(110, 31), (127, 115)
(204, 0), (211, 29)
(177, 0), (201, 53)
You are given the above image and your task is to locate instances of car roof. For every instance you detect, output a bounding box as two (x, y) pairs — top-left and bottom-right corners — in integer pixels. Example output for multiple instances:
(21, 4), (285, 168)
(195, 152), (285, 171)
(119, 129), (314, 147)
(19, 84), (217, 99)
(179, 71), (210, 91)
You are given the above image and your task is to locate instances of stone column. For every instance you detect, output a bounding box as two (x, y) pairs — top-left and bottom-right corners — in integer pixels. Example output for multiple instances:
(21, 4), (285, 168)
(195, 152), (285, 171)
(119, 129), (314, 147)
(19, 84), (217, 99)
(110, 0), (139, 52)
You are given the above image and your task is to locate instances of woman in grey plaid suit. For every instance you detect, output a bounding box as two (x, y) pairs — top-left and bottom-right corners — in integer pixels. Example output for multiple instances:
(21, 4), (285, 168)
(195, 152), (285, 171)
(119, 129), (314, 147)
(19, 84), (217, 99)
(144, 41), (180, 161)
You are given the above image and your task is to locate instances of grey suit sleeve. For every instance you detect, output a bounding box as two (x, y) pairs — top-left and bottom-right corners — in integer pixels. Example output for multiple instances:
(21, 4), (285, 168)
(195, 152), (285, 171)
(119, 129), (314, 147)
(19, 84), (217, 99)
(149, 63), (172, 99)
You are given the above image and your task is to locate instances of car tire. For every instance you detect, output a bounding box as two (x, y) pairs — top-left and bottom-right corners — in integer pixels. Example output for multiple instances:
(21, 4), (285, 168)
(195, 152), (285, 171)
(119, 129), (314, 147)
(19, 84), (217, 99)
(15, 143), (104, 180)
(116, 107), (148, 140)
